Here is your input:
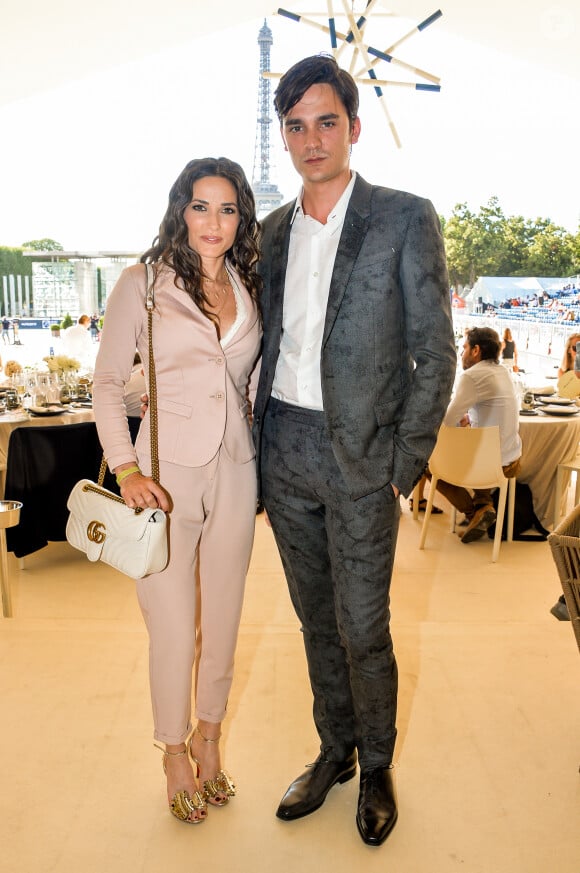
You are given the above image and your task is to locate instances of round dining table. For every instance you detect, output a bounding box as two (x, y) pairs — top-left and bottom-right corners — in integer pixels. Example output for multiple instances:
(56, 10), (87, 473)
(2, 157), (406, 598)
(518, 408), (580, 529)
(0, 406), (94, 483)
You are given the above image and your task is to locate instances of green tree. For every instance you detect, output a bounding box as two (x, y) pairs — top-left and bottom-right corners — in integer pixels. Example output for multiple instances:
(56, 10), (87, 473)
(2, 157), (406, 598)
(443, 202), (479, 288)
(474, 197), (509, 276)
(570, 225), (580, 275)
(444, 198), (578, 289)
(523, 223), (575, 276)
(0, 246), (32, 277)
(501, 215), (531, 276)
(21, 238), (64, 251)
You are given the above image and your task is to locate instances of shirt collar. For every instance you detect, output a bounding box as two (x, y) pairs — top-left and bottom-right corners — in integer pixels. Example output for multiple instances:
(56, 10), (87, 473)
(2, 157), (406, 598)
(290, 171), (357, 226)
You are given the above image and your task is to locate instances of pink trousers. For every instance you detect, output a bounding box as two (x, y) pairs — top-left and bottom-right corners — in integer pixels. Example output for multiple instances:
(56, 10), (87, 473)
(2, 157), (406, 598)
(135, 449), (257, 744)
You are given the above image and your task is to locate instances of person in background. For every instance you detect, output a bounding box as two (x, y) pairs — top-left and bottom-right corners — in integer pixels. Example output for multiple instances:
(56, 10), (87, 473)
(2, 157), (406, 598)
(429, 326), (521, 543)
(252, 54), (456, 847)
(92, 157), (262, 825)
(500, 327), (518, 371)
(89, 315), (100, 342)
(409, 474), (443, 515)
(558, 333), (580, 377)
(556, 332), (580, 399)
(123, 351), (146, 443)
(2, 317), (11, 344)
(61, 314), (93, 366)
(11, 318), (21, 345)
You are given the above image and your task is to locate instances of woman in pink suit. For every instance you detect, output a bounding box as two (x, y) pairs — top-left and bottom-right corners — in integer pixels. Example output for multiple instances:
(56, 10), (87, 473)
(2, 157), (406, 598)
(92, 157), (262, 824)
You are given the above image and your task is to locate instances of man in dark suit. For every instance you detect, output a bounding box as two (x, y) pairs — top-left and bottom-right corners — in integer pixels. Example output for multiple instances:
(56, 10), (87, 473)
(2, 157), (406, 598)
(252, 55), (456, 846)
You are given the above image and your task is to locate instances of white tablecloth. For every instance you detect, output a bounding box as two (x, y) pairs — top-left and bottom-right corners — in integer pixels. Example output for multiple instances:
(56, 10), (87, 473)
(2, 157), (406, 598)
(518, 412), (580, 528)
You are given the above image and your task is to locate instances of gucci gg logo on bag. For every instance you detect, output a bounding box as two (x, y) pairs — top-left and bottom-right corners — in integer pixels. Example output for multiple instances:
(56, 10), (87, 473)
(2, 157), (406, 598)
(87, 519), (106, 544)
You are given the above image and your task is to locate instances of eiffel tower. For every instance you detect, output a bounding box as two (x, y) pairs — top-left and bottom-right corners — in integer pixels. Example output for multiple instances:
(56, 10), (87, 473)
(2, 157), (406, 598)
(252, 20), (283, 218)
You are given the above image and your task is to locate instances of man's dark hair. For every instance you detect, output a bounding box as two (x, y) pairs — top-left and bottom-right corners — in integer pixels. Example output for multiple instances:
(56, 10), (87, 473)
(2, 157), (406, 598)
(466, 327), (501, 362)
(274, 54), (359, 126)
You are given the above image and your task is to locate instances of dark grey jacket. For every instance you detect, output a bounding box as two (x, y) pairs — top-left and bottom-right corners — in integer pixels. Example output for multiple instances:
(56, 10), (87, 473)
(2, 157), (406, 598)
(253, 174), (456, 499)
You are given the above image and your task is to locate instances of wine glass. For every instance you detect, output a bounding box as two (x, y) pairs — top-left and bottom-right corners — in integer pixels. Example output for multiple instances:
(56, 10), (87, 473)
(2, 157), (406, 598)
(35, 373), (51, 406)
(11, 373), (25, 401)
(22, 373), (37, 409)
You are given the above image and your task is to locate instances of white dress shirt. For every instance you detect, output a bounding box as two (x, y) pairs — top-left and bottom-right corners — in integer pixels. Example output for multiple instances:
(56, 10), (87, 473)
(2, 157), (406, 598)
(444, 359), (522, 465)
(62, 323), (95, 368)
(123, 363), (146, 417)
(271, 173), (357, 410)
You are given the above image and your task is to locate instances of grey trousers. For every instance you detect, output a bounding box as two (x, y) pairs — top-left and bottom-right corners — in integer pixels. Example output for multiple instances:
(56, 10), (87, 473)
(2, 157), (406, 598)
(261, 398), (399, 769)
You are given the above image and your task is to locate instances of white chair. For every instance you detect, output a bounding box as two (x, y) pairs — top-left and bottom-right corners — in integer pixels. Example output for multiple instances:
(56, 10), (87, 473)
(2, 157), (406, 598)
(548, 504), (580, 654)
(553, 454), (580, 529)
(419, 425), (516, 563)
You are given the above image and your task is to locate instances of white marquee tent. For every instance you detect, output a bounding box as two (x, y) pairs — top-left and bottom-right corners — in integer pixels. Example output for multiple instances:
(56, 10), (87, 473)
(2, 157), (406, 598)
(465, 276), (575, 307)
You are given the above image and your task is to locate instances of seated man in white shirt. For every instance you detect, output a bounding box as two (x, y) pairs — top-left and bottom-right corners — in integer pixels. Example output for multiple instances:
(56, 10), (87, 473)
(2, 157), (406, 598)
(124, 352), (145, 443)
(61, 314), (94, 368)
(432, 326), (522, 543)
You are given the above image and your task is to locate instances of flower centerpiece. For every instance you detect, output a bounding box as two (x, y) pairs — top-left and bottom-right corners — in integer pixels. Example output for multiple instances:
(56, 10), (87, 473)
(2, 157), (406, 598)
(43, 354), (81, 376)
(4, 360), (22, 377)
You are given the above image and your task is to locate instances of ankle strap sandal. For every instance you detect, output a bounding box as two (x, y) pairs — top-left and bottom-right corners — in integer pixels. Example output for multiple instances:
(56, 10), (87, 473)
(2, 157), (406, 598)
(154, 742), (208, 824)
(189, 726), (236, 806)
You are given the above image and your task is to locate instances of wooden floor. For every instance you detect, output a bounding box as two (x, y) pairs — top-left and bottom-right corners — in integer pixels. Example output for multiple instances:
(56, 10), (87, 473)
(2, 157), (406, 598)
(1, 497), (579, 873)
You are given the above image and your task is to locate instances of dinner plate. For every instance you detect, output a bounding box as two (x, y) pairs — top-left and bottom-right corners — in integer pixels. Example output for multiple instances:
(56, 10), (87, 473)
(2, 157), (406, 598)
(537, 396), (576, 406)
(519, 409), (538, 416)
(29, 405), (66, 416)
(531, 387), (556, 396)
(540, 405), (580, 416)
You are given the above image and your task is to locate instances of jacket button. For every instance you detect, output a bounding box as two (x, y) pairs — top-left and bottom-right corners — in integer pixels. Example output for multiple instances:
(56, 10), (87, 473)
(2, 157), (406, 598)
(215, 392), (225, 401)
(215, 356), (224, 365)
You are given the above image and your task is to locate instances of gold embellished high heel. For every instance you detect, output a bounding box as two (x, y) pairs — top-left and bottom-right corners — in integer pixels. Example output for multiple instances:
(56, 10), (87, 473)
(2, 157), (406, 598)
(154, 742), (208, 824)
(189, 726), (236, 807)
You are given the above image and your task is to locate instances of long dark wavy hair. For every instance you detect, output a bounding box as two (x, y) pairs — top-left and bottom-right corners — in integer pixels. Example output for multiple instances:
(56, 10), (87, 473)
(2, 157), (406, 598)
(141, 157), (262, 324)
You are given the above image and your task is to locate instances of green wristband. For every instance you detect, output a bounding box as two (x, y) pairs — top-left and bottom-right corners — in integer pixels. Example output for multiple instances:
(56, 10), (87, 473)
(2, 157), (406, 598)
(116, 465), (141, 485)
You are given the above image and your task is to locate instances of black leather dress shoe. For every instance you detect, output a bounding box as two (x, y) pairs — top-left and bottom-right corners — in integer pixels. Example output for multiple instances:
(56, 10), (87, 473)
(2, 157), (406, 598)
(276, 751), (358, 821)
(356, 765), (398, 846)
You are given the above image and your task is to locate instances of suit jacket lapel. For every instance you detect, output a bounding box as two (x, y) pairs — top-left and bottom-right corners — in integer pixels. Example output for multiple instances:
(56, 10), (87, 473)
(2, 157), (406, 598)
(166, 275), (217, 337)
(323, 176), (372, 347)
(265, 202), (294, 356)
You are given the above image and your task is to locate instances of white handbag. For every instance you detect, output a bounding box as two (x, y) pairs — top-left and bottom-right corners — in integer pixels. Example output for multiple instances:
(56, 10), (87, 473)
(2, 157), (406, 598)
(66, 479), (167, 579)
(66, 263), (168, 579)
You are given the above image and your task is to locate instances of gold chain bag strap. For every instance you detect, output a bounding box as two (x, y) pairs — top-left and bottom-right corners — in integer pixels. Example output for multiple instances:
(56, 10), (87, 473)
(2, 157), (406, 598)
(66, 263), (168, 579)
(145, 263), (160, 483)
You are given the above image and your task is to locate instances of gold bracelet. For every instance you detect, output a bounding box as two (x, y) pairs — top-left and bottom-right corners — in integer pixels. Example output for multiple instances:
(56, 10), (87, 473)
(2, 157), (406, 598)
(116, 465), (141, 485)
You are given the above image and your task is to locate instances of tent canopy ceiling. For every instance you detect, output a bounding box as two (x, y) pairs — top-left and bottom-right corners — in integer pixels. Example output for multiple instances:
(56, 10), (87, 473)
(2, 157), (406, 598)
(2, 1), (578, 107)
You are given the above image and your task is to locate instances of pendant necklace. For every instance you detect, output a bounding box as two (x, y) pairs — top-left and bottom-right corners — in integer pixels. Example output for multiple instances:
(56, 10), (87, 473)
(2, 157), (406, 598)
(202, 271), (231, 317)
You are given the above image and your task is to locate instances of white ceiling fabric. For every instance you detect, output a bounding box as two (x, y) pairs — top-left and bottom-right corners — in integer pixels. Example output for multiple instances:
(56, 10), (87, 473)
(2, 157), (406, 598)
(1, 2), (577, 249)
(2, 1), (578, 107)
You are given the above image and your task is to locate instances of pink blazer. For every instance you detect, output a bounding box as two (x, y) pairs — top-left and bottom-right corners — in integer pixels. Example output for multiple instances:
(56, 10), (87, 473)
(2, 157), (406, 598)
(92, 262), (262, 472)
